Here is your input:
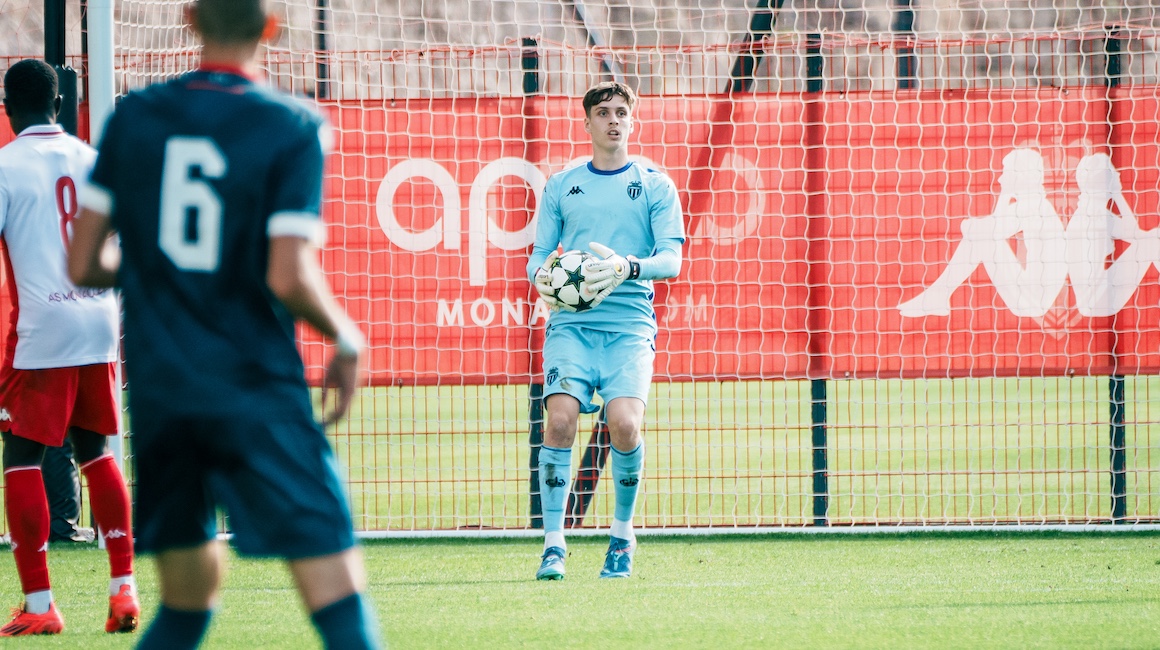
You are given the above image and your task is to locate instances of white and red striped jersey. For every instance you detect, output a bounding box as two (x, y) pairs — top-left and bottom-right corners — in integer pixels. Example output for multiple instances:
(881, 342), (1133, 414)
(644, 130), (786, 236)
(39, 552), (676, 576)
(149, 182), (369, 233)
(0, 124), (118, 369)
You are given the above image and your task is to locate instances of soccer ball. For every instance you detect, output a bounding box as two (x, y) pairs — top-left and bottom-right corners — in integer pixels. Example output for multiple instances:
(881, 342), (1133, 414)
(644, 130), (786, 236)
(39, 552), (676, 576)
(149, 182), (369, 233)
(548, 250), (599, 311)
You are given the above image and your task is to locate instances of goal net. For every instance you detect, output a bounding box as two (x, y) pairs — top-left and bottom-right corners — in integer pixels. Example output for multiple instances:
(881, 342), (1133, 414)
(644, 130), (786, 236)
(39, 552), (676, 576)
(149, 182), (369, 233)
(2, 0), (1160, 536)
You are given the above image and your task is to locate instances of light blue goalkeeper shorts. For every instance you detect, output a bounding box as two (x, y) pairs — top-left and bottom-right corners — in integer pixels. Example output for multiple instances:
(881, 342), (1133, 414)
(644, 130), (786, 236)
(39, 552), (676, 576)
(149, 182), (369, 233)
(541, 324), (656, 414)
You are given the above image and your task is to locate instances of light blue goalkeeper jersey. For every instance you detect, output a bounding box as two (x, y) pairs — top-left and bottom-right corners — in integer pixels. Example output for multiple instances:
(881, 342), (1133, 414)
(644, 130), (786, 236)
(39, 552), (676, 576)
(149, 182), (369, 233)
(526, 160), (685, 338)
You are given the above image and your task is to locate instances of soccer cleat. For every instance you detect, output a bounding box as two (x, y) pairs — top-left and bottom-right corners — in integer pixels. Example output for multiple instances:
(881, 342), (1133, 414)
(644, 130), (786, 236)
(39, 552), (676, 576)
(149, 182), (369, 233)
(536, 546), (567, 581)
(105, 585), (140, 633)
(599, 536), (635, 579)
(0, 603), (64, 636)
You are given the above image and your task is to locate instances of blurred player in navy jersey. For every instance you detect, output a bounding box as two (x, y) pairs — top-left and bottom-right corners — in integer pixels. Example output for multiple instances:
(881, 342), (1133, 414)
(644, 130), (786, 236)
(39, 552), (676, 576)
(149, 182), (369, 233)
(67, 1), (380, 648)
(0, 58), (139, 637)
(527, 81), (684, 580)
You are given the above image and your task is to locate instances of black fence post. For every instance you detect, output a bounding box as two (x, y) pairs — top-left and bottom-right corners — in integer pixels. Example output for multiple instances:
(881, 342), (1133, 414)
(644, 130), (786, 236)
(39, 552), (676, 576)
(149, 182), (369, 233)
(1109, 375), (1127, 523)
(522, 37), (539, 94)
(804, 33), (829, 527)
(811, 377), (828, 526)
(1104, 28), (1122, 87)
(45, 0), (78, 136)
(44, 0), (66, 65)
(528, 382), (544, 528)
(1105, 28), (1128, 524)
(524, 36), (544, 529)
(314, 0), (332, 100)
(893, 0), (917, 89)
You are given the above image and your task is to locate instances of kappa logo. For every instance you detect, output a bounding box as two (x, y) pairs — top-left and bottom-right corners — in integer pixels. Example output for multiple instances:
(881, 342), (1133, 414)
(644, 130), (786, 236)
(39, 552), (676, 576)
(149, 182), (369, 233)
(103, 528), (129, 540)
(0, 408), (10, 422)
(567, 185), (584, 196)
(619, 478), (639, 487)
(627, 180), (642, 200)
(545, 477), (566, 488)
(900, 150), (1160, 319)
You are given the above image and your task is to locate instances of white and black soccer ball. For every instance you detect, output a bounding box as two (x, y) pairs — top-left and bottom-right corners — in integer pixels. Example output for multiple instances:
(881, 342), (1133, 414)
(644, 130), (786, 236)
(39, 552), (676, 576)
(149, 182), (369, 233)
(548, 250), (599, 311)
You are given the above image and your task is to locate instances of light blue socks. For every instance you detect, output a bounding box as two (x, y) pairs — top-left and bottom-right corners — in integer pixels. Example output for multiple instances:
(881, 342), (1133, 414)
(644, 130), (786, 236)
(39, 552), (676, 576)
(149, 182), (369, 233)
(610, 443), (643, 541)
(538, 445), (573, 548)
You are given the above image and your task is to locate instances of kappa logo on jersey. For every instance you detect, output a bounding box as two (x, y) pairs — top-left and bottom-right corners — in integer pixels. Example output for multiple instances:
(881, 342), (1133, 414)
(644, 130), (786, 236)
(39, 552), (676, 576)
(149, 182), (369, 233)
(626, 180), (642, 200)
(566, 185), (584, 196)
(899, 150), (1160, 319)
(545, 477), (566, 488)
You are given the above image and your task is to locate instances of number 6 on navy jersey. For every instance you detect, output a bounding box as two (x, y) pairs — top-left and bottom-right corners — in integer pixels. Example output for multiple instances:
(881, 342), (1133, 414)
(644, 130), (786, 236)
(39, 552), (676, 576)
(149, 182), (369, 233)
(160, 137), (225, 272)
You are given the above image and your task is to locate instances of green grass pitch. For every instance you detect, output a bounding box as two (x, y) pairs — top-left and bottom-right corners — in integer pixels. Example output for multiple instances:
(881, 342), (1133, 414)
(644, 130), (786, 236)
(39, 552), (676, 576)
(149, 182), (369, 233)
(3, 531), (1160, 648)
(3, 377), (1159, 647)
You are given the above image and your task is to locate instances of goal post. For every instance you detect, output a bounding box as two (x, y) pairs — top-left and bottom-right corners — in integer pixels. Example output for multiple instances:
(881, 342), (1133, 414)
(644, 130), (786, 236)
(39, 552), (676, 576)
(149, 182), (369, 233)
(86, 0), (116, 145)
(2, 1), (1160, 539)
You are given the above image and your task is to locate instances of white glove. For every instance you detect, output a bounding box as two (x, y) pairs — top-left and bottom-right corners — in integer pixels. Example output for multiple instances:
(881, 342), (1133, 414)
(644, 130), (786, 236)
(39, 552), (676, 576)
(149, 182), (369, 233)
(584, 241), (639, 307)
(533, 250), (576, 312)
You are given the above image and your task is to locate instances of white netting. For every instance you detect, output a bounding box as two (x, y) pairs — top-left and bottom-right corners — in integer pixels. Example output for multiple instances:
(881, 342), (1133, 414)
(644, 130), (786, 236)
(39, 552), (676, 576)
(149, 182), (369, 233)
(2, 1), (1159, 535)
(85, 1), (1160, 97)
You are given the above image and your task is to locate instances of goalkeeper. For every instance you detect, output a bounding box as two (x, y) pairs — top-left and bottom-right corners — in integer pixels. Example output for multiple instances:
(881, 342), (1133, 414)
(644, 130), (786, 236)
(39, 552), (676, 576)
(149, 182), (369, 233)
(526, 81), (684, 580)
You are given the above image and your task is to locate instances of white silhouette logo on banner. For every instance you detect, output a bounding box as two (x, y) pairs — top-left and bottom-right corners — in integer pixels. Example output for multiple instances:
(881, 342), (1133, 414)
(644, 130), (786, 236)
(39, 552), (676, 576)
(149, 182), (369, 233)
(899, 149), (1159, 318)
(1066, 153), (1160, 317)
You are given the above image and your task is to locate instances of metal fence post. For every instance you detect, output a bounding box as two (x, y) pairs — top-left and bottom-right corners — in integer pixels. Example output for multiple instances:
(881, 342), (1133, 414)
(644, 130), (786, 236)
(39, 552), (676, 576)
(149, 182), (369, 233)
(1104, 28), (1128, 524)
(804, 33), (829, 527)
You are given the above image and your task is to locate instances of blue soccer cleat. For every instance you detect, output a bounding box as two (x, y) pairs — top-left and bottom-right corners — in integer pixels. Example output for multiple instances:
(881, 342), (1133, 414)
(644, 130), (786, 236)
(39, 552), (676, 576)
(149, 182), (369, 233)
(599, 537), (635, 578)
(536, 546), (566, 581)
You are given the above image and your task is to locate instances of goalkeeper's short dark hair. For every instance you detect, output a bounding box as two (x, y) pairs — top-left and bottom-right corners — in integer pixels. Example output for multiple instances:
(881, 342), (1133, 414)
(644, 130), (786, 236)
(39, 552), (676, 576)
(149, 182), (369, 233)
(3, 59), (58, 117)
(193, 0), (269, 45)
(583, 81), (637, 116)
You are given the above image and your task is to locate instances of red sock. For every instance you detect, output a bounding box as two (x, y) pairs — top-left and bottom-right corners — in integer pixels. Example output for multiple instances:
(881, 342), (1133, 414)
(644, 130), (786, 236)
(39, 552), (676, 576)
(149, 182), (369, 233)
(80, 455), (134, 579)
(4, 467), (51, 594)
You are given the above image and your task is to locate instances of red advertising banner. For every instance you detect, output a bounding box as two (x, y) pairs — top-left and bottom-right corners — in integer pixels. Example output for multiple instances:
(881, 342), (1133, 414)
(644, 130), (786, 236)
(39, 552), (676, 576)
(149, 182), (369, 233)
(306, 88), (1160, 384)
(5, 90), (1157, 384)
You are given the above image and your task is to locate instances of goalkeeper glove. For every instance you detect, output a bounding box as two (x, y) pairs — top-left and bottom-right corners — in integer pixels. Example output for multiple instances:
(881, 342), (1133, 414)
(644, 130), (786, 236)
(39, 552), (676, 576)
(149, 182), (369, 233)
(533, 250), (577, 312)
(585, 241), (640, 307)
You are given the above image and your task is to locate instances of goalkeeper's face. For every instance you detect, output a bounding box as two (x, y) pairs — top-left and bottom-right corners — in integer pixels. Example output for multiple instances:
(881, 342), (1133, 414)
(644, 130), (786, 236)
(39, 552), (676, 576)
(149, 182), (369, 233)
(585, 96), (634, 152)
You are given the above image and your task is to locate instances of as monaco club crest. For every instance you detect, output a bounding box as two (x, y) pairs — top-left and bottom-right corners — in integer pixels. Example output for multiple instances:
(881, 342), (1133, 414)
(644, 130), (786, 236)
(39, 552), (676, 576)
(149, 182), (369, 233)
(627, 181), (642, 200)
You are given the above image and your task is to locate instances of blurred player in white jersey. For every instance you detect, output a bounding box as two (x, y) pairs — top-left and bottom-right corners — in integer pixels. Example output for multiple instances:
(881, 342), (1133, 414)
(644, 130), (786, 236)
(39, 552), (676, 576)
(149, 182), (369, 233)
(526, 81), (684, 580)
(0, 59), (138, 636)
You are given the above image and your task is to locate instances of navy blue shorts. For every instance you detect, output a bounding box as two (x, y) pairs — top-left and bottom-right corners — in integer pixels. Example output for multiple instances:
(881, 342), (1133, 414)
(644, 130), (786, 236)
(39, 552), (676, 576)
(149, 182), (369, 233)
(131, 409), (356, 559)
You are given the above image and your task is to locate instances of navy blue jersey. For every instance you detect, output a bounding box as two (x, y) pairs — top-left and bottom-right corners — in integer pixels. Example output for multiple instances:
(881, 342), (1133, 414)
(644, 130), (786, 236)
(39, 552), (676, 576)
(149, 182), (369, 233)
(87, 68), (328, 418)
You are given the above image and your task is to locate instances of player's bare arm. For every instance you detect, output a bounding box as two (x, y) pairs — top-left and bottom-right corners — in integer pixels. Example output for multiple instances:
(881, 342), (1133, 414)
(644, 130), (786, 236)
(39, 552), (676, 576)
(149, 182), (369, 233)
(67, 206), (120, 288)
(266, 234), (364, 425)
